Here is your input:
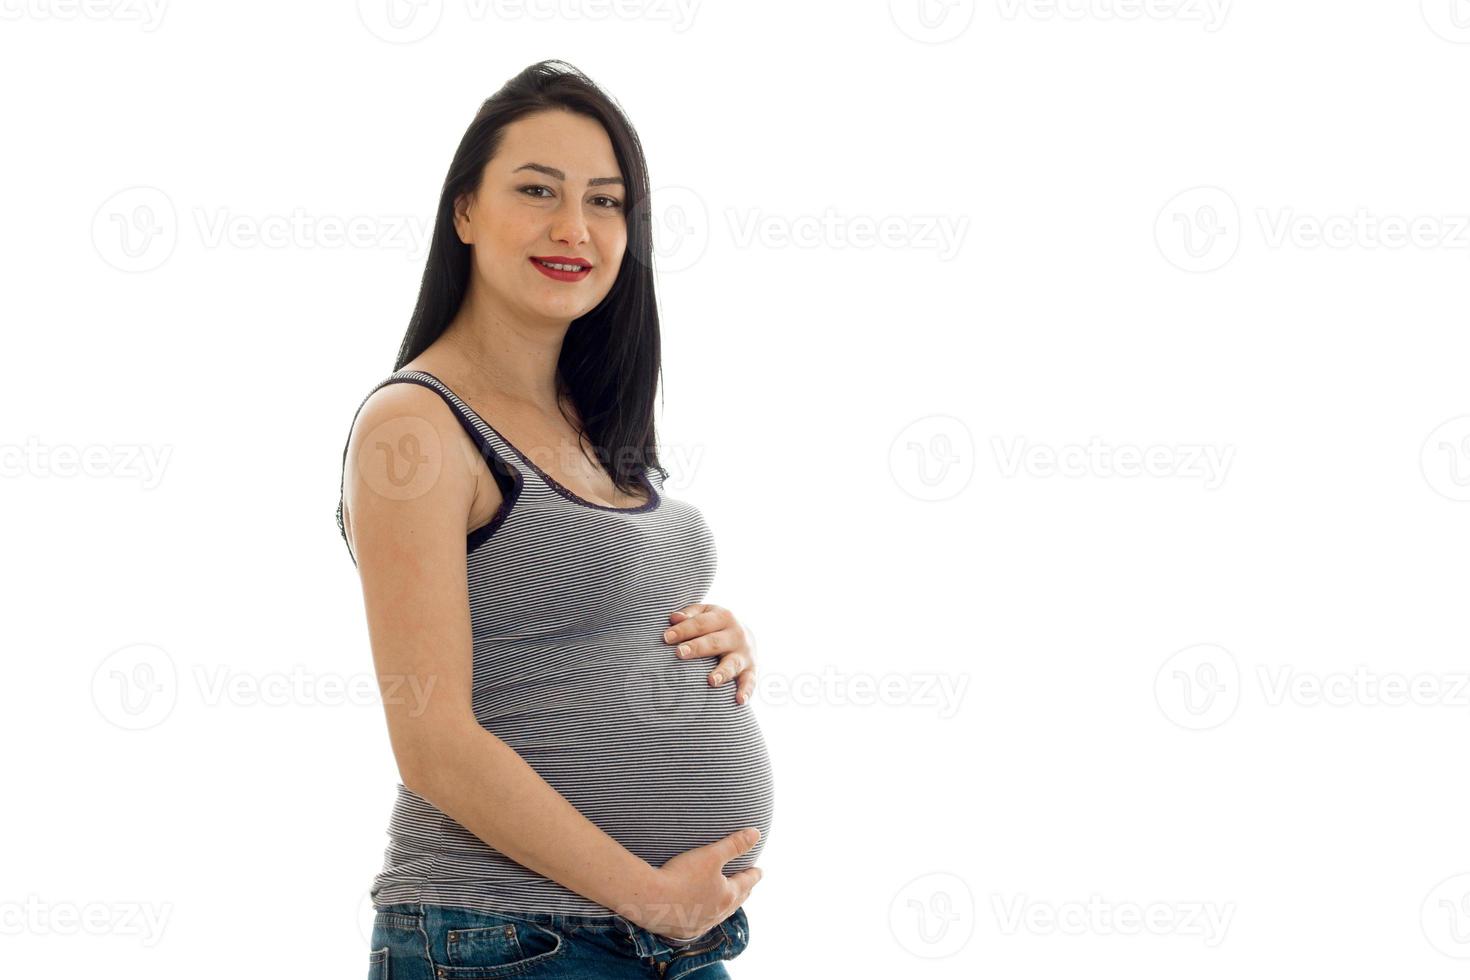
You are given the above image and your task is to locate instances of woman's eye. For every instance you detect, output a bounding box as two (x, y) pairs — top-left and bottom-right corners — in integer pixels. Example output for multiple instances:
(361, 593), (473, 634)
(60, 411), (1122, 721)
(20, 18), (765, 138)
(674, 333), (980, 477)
(518, 185), (621, 210)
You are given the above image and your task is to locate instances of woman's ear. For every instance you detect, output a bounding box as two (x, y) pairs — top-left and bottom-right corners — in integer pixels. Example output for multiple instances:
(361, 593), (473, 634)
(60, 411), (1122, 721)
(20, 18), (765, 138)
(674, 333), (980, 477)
(452, 193), (473, 245)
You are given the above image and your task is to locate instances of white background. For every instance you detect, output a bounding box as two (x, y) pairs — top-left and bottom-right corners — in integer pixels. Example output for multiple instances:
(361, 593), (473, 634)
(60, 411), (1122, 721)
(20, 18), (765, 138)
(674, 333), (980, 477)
(3, 1), (1470, 977)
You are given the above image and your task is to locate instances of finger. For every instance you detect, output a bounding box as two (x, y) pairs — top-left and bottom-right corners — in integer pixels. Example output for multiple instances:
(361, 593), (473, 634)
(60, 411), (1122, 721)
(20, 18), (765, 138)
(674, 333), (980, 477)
(663, 609), (711, 646)
(666, 606), (737, 646)
(707, 651), (747, 686)
(734, 667), (757, 705)
(676, 630), (732, 660)
(718, 827), (762, 861)
(729, 866), (763, 902)
(667, 603), (712, 624)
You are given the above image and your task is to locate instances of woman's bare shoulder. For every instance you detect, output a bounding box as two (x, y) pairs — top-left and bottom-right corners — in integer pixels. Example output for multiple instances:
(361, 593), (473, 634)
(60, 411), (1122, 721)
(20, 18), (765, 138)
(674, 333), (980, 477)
(341, 378), (487, 557)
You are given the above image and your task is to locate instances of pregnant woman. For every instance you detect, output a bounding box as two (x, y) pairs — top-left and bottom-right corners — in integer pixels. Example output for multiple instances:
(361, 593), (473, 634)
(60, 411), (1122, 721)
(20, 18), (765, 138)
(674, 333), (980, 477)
(335, 62), (774, 978)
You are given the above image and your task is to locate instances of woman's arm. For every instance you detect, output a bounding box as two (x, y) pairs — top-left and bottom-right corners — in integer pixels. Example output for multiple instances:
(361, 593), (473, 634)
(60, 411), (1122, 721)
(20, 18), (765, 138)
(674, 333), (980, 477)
(342, 382), (662, 916)
(402, 714), (664, 915)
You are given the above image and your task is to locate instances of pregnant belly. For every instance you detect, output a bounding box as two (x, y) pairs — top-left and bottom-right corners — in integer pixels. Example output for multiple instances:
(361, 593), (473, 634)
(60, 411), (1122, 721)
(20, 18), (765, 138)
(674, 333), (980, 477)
(467, 633), (775, 870)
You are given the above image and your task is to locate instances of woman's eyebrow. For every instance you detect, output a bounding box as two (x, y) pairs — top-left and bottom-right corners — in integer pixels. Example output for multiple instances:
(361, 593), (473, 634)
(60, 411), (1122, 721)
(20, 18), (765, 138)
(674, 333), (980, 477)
(513, 162), (623, 186)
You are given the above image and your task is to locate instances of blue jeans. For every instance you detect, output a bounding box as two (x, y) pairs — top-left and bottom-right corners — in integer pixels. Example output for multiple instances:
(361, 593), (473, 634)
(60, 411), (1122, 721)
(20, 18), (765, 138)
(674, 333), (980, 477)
(367, 901), (751, 979)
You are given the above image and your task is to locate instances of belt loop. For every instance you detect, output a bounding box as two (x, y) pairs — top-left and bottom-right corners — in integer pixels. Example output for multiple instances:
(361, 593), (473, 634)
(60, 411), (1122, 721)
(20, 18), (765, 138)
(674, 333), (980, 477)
(618, 915), (653, 958)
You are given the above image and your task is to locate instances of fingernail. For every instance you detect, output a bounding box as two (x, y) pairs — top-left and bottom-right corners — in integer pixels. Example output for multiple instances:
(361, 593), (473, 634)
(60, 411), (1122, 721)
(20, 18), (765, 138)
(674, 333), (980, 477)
(677, 644), (690, 657)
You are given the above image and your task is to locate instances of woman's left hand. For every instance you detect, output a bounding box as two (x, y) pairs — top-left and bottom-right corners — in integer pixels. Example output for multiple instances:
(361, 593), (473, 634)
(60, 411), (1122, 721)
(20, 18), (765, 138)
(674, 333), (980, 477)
(664, 604), (756, 705)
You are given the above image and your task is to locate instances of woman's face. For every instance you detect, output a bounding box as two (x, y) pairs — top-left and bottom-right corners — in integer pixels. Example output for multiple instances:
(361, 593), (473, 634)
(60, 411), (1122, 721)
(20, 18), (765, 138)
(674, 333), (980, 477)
(453, 109), (628, 325)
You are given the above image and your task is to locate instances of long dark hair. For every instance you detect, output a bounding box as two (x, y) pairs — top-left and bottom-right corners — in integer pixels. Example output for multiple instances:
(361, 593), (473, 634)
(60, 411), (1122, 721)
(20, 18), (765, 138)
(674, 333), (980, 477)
(395, 59), (664, 491)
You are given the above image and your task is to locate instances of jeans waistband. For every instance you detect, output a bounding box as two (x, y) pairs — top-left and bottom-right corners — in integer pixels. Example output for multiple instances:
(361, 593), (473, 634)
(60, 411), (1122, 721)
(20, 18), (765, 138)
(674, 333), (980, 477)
(378, 900), (732, 957)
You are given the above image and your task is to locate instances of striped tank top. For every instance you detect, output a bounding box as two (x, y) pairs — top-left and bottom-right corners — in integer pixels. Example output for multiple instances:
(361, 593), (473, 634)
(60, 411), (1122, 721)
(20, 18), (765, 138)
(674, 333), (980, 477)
(336, 369), (775, 917)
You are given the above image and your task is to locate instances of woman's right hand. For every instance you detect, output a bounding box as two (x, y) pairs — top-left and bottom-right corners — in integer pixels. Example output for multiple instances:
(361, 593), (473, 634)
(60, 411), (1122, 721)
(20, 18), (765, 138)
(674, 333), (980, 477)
(625, 827), (764, 942)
